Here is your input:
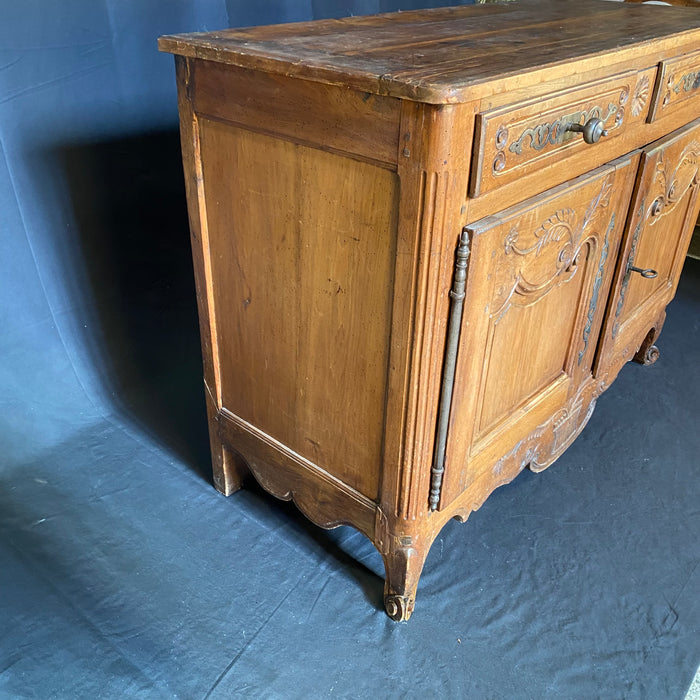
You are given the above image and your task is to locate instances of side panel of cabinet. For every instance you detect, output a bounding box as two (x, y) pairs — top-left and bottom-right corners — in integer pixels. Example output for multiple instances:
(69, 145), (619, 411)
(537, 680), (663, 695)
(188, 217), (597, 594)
(596, 119), (700, 384)
(196, 118), (400, 502)
(439, 156), (638, 509)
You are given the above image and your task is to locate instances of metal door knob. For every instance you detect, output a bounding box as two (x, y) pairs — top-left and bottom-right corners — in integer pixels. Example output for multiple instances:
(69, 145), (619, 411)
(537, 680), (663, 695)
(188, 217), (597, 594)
(565, 117), (609, 144)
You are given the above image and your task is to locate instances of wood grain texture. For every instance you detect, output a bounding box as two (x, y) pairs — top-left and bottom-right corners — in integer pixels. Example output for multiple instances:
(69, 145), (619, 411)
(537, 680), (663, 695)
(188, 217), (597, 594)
(191, 59), (401, 168)
(199, 119), (399, 501)
(216, 406), (377, 540)
(596, 118), (700, 385)
(159, 0), (700, 104)
(441, 156), (638, 507)
(174, 56), (243, 496)
(649, 49), (700, 122)
(163, 3), (700, 622)
(379, 100), (476, 524)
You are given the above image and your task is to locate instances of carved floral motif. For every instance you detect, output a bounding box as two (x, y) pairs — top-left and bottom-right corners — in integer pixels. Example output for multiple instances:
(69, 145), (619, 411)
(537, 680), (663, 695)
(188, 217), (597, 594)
(508, 102), (618, 156)
(613, 139), (700, 338)
(579, 213), (614, 364)
(493, 174), (614, 320)
(673, 70), (700, 95)
(631, 74), (650, 118)
(492, 379), (604, 477)
(662, 69), (700, 109)
(648, 140), (700, 223)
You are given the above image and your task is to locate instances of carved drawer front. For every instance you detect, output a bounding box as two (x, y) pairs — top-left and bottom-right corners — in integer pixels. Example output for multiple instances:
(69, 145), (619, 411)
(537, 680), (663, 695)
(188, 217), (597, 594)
(596, 118), (700, 384)
(648, 50), (700, 123)
(439, 155), (639, 509)
(470, 68), (656, 198)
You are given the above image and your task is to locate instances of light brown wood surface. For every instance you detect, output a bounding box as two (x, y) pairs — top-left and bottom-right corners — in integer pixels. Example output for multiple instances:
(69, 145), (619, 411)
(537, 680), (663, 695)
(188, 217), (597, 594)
(161, 1), (700, 621)
(159, 0), (700, 104)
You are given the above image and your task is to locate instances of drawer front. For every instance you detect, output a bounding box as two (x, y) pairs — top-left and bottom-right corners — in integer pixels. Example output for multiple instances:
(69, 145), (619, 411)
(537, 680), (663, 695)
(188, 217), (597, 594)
(649, 50), (700, 122)
(595, 118), (700, 384)
(470, 68), (657, 197)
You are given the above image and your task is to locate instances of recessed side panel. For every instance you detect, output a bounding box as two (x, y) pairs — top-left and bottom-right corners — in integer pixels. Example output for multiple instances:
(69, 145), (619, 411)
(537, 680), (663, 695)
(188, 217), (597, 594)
(198, 119), (399, 501)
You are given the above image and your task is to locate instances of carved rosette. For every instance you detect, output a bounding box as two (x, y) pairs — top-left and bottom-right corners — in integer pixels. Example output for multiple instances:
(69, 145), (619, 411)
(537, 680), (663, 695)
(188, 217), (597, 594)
(631, 75), (650, 118)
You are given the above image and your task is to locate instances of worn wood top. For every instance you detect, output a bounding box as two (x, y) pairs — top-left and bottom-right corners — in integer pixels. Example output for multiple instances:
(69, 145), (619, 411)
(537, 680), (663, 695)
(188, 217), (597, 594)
(159, 0), (700, 103)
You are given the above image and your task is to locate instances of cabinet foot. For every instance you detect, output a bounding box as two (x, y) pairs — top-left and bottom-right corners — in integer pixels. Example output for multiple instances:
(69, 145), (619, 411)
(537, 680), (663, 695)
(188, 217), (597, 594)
(634, 343), (659, 366)
(205, 389), (248, 496)
(211, 440), (248, 497)
(384, 594), (414, 622)
(633, 311), (665, 367)
(380, 533), (432, 622)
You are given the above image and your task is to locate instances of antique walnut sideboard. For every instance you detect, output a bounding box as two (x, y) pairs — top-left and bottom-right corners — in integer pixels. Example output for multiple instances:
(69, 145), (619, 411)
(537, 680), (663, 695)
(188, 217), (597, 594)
(160, 0), (700, 621)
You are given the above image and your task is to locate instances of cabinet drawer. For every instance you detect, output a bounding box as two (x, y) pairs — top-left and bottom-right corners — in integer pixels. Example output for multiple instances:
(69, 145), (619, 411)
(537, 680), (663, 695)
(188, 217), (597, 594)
(470, 68), (657, 197)
(649, 50), (700, 122)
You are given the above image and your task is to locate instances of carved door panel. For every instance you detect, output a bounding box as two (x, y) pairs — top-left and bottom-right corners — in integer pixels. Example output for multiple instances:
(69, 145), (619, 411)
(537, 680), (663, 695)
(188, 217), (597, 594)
(438, 155), (639, 509)
(595, 119), (700, 384)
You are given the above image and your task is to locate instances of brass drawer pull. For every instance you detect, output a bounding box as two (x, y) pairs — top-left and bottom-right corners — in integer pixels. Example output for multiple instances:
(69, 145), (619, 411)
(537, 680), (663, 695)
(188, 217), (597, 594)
(628, 265), (658, 279)
(565, 117), (609, 144)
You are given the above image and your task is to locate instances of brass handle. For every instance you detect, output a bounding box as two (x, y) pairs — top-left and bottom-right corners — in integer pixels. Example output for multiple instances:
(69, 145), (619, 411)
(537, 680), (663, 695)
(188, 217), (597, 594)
(628, 265), (658, 279)
(565, 117), (609, 144)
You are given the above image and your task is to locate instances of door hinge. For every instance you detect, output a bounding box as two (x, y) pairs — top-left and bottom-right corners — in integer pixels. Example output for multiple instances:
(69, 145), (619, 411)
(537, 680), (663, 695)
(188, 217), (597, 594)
(429, 229), (471, 511)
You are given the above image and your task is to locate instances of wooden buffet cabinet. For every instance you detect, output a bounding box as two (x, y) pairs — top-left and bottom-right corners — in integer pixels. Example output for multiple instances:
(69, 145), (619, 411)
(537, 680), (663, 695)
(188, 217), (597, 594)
(160, 0), (700, 621)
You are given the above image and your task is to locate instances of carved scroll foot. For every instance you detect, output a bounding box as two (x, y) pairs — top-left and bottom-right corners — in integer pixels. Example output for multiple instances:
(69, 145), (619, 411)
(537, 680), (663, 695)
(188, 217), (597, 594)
(633, 311), (665, 367)
(634, 343), (659, 366)
(381, 533), (431, 622)
(384, 594), (414, 622)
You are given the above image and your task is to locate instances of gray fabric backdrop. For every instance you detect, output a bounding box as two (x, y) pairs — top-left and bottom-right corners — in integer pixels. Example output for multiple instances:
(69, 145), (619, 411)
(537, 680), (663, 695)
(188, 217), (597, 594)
(1, 2), (699, 698)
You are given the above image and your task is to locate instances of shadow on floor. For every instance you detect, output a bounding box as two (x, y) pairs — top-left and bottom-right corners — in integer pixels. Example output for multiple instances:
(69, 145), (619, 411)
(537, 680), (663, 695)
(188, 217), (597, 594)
(56, 130), (211, 479)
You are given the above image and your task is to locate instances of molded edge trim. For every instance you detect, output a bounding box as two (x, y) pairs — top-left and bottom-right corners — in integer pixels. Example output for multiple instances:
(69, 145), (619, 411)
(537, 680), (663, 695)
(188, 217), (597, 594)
(216, 407), (377, 541)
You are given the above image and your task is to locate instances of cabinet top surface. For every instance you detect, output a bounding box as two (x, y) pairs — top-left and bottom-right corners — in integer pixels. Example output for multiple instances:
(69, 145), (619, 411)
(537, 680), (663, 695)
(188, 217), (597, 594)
(159, 0), (700, 103)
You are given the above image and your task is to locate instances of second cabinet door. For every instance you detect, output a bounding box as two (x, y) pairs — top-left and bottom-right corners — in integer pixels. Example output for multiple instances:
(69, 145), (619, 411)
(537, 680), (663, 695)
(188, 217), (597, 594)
(596, 119), (700, 384)
(439, 154), (638, 509)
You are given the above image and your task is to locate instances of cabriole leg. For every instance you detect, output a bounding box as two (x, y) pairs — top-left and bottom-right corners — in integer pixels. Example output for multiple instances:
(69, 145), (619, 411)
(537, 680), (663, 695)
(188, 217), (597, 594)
(381, 534), (432, 622)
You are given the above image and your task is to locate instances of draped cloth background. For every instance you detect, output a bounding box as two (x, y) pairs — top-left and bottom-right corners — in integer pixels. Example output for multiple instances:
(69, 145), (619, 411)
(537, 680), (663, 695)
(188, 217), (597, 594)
(1, 1), (698, 697)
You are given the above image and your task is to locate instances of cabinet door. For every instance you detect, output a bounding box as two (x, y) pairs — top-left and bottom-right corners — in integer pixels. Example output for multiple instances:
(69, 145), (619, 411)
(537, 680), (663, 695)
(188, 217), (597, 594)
(596, 119), (700, 383)
(439, 155), (638, 509)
